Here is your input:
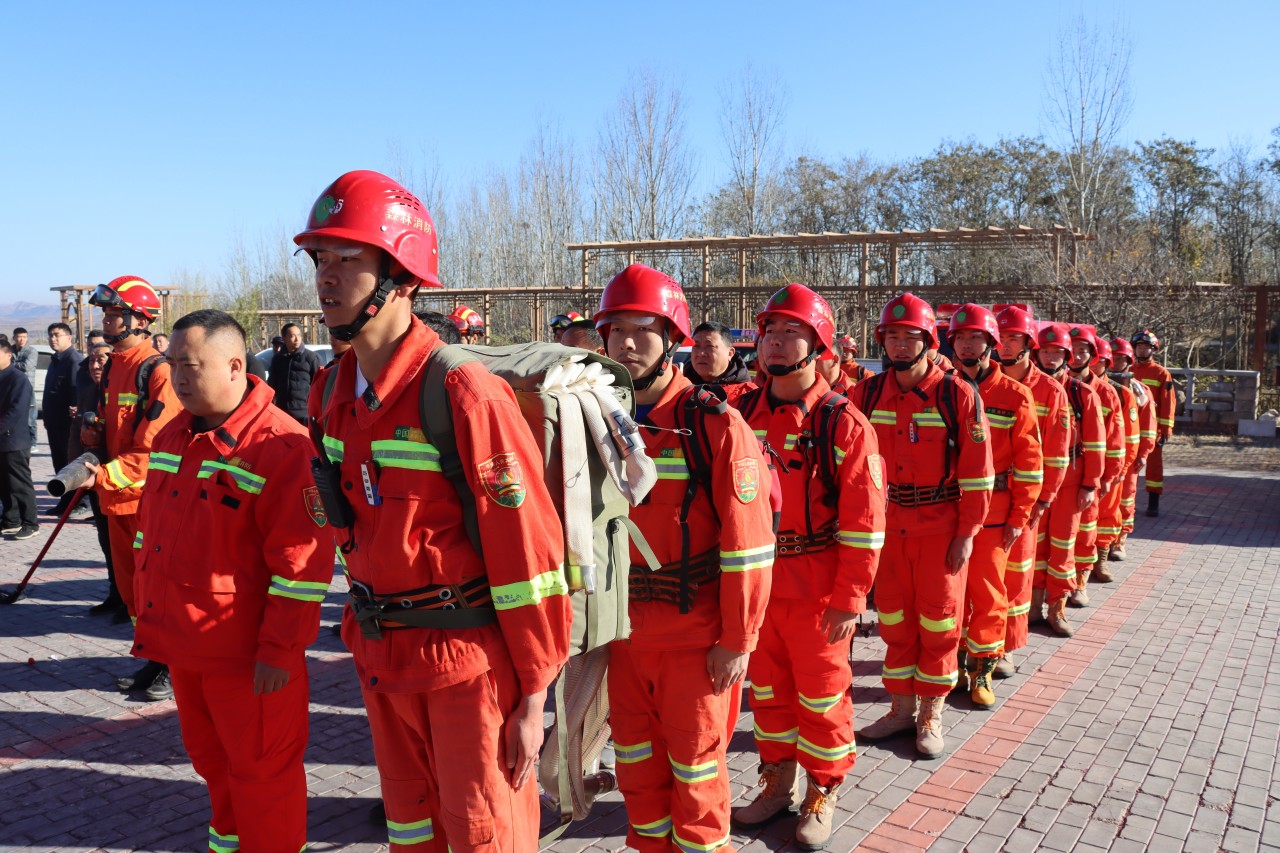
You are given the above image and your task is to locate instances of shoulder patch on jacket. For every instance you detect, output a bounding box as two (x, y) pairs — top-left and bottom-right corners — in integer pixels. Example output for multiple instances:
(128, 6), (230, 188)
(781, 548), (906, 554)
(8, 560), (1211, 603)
(868, 453), (884, 489)
(969, 420), (987, 443)
(478, 451), (526, 508)
(303, 485), (328, 527)
(732, 458), (759, 503)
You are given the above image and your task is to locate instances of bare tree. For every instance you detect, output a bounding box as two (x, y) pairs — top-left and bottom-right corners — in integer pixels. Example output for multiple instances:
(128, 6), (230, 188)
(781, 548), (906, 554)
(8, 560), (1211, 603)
(1214, 142), (1271, 285)
(717, 65), (787, 236)
(1042, 14), (1134, 239)
(594, 71), (697, 241)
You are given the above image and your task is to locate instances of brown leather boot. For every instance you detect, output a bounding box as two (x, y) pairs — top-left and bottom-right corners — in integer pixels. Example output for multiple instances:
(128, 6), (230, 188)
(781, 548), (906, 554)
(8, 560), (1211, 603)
(1092, 553), (1114, 582)
(916, 696), (946, 758)
(1068, 570), (1090, 607)
(1047, 595), (1074, 637)
(794, 775), (840, 851)
(969, 657), (998, 709)
(1109, 534), (1127, 561)
(731, 760), (802, 827)
(1028, 588), (1046, 624)
(993, 653), (1017, 679)
(856, 693), (918, 742)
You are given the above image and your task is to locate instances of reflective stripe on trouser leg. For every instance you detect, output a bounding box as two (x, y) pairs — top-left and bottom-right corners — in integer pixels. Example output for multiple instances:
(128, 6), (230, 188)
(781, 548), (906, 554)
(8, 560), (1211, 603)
(1121, 471), (1139, 533)
(1039, 481), (1082, 601)
(609, 642), (732, 853)
(750, 598), (856, 787)
(1003, 529), (1035, 653)
(880, 530), (964, 697)
(1074, 502), (1099, 570)
(1095, 483), (1124, 549)
(963, 525), (1008, 658)
(1145, 444), (1164, 494)
(364, 659), (534, 851)
(169, 666), (309, 853)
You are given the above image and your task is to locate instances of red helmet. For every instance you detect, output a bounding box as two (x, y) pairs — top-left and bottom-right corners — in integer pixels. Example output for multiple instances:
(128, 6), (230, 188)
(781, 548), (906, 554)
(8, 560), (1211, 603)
(1131, 329), (1161, 351)
(1037, 322), (1072, 352)
(996, 305), (1037, 344)
(293, 170), (440, 288)
(91, 276), (162, 322)
(837, 334), (858, 355)
(594, 264), (692, 343)
(946, 303), (999, 348)
(877, 293), (937, 348)
(451, 305), (484, 335)
(756, 283), (836, 355)
(1110, 337), (1135, 361)
(1068, 324), (1100, 365)
(1094, 336), (1113, 365)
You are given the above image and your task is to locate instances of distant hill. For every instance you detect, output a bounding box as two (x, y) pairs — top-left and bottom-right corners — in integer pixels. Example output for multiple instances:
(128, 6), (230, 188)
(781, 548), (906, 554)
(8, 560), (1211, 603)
(0, 302), (61, 338)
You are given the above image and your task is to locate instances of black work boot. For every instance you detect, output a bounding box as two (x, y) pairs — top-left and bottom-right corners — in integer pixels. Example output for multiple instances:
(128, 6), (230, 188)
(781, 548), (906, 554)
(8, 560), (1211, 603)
(1146, 494), (1160, 517)
(144, 666), (174, 702)
(117, 660), (164, 692)
(89, 594), (124, 615)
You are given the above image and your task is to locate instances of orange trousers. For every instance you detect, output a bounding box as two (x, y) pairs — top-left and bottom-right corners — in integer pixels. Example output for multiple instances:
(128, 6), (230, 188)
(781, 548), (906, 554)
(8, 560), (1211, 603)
(1145, 443), (1164, 494)
(363, 659), (537, 852)
(608, 642), (734, 853)
(747, 598), (855, 788)
(1121, 469), (1139, 534)
(1034, 474), (1082, 602)
(1002, 524), (1035, 653)
(962, 525), (1008, 660)
(877, 530), (967, 697)
(1073, 496), (1100, 575)
(108, 513), (140, 617)
(1096, 479), (1125, 551)
(170, 665), (309, 853)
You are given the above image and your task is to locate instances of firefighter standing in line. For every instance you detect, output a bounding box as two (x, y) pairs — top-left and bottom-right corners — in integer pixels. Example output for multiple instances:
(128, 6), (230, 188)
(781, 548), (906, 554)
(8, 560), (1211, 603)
(300, 170), (570, 852)
(549, 311), (584, 344)
(1108, 338), (1157, 560)
(81, 276), (182, 700)
(1130, 330), (1175, 517)
(993, 306), (1069, 677)
(837, 335), (873, 386)
(851, 293), (993, 759)
(450, 305), (486, 342)
(596, 263), (775, 853)
(947, 305), (1042, 709)
(1091, 337), (1140, 579)
(728, 284), (885, 849)
(1066, 326), (1124, 609)
(1028, 323), (1105, 637)
(131, 310), (333, 852)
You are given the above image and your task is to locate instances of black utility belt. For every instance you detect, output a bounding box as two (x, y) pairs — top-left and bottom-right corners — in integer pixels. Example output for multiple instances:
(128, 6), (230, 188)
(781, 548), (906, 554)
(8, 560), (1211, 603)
(348, 575), (496, 637)
(993, 471), (1009, 492)
(629, 552), (720, 606)
(887, 482), (961, 508)
(776, 526), (835, 556)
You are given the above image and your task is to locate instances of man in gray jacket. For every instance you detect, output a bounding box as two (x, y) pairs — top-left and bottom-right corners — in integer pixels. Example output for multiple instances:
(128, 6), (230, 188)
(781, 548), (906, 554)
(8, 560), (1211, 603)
(12, 328), (38, 445)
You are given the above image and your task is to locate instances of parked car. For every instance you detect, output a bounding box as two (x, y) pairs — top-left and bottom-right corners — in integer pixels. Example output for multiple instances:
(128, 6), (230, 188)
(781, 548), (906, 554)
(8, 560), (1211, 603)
(32, 344), (53, 416)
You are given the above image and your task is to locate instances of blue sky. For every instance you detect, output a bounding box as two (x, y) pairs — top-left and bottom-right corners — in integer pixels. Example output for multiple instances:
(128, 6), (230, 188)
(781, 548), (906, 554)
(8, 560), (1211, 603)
(1, 0), (1276, 306)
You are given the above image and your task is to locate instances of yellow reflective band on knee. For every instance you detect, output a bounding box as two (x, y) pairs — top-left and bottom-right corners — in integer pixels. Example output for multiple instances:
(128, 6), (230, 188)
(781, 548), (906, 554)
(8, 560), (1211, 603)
(879, 609), (905, 626)
(673, 829), (731, 853)
(750, 683), (774, 701)
(920, 614), (957, 633)
(916, 669), (960, 688)
(1034, 560), (1049, 571)
(209, 828), (240, 853)
(1120, 497), (1136, 507)
(966, 636), (1003, 654)
(613, 740), (654, 764)
(798, 693), (841, 714)
(882, 664), (916, 681)
(491, 569), (568, 610)
(1007, 557), (1033, 573)
(752, 722), (799, 744)
(633, 815), (673, 838)
(1048, 564), (1077, 580)
(1036, 532), (1047, 544)
(669, 754), (719, 785)
(387, 817), (434, 845)
(1075, 553), (1098, 566)
(1008, 602), (1031, 617)
(1078, 521), (1097, 533)
(1097, 525), (1122, 536)
(720, 544), (774, 572)
(797, 736), (855, 762)
(1146, 479), (1163, 488)
(1050, 535), (1075, 551)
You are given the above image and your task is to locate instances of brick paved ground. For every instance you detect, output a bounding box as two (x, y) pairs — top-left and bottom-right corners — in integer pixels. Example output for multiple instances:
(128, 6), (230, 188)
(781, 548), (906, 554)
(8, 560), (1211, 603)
(2, 430), (1278, 852)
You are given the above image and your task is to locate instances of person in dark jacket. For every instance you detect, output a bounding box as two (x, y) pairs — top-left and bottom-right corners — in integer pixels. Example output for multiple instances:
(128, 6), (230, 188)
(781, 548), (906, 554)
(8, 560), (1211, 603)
(266, 323), (321, 423)
(245, 348), (268, 380)
(69, 342), (122, 615)
(0, 337), (39, 539)
(42, 323), (85, 515)
(684, 320), (752, 385)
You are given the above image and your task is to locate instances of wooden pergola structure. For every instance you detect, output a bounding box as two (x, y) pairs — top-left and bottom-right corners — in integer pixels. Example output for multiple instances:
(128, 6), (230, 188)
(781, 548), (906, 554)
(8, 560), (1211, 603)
(52, 284), (181, 350)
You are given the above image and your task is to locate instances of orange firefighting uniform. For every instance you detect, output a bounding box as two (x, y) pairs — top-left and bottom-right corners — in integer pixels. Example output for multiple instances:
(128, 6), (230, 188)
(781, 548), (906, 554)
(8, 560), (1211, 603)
(1122, 383), (1158, 535)
(1132, 358), (1175, 494)
(849, 363), (993, 696)
(962, 366), (1041, 661)
(1035, 374), (1104, 603)
(840, 361), (873, 386)
(1005, 367), (1069, 651)
(95, 339), (181, 618)
(730, 377), (884, 788)
(1096, 378), (1141, 552)
(1073, 372), (1125, 576)
(308, 318), (570, 852)
(929, 351), (955, 372)
(132, 376), (332, 853)
(611, 372), (774, 853)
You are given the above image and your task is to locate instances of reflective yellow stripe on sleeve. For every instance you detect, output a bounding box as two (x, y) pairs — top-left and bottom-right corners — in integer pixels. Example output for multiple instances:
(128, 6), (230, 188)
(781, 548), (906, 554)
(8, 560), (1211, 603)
(491, 569), (568, 610)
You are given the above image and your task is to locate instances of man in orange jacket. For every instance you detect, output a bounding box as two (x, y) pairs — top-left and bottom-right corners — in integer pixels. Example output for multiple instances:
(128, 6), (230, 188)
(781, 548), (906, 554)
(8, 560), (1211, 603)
(837, 335), (873, 386)
(596, 264), (774, 853)
(1066, 326), (1124, 607)
(947, 305), (1042, 708)
(1091, 337), (1140, 579)
(1108, 338), (1157, 560)
(728, 284), (883, 848)
(132, 309), (333, 852)
(1030, 323), (1105, 637)
(300, 171), (570, 852)
(1130, 329), (1175, 516)
(851, 293), (992, 759)
(81, 276), (182, 700)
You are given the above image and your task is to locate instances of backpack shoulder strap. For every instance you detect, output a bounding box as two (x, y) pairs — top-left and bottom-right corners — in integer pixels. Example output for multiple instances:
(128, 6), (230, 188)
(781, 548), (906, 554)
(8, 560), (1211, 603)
(812, 391), (848, 509)
(134, 353), (167, 428)
(419, 344), (485, 559)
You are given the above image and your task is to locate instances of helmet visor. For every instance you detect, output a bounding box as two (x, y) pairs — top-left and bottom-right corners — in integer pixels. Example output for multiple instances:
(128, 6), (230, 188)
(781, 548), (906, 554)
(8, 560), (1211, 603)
(89, 283), (128, 311)
(550, 314), (573, 331)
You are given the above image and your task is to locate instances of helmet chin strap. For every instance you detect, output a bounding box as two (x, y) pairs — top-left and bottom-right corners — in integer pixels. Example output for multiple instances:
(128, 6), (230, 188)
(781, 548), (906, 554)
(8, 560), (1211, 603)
(958, 344), (993, 369)
(103, 316), (148, 345)
(998, 347), (1030, 367)
(325, 255), (415, 342)
(1136, 354), (1153, 363)
(890, 348), (928, 373)
(765, 346), (823, 377)
(633, 336), (680, 391)
(1038, 357), (1067, 377)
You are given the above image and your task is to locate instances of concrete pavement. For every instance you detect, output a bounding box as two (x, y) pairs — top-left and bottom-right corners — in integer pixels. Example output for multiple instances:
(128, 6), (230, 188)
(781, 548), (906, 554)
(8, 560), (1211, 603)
(1, 431), (1278, 852)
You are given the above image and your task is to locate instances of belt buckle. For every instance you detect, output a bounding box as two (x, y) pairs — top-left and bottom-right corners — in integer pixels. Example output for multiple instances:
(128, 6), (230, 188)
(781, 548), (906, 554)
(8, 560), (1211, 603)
(350, 578), (375, 600)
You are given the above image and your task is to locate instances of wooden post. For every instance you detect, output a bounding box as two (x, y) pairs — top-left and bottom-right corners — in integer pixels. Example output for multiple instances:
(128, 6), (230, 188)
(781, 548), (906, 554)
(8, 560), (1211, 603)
(482, 293), (491, 344)
(859, 245), (871, 352)
(888, 244), (899, 290)
(1253, 286), (1267, 374)
(701, 245), (711, 323)
(737, 249), (747, 331)
(533, 291), (542, 342)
